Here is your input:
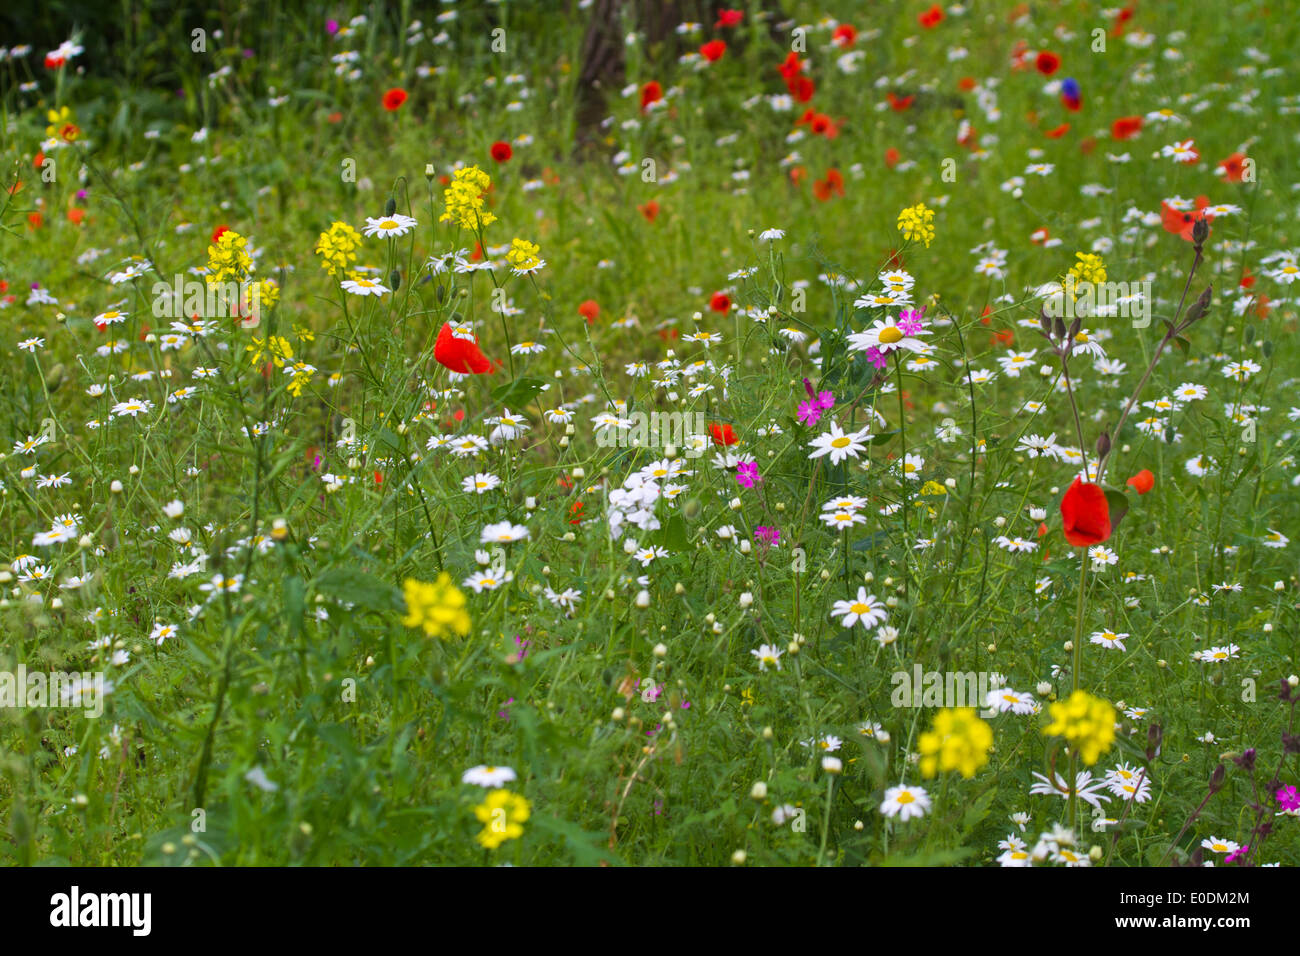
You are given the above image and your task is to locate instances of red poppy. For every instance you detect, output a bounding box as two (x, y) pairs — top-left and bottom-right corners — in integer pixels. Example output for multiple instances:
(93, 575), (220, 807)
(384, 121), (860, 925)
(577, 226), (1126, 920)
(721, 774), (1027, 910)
(790, 75), (815, 102)
(709, 423), (738, 446)
(27, 212), (42, 229)
(1111, 115), (1143, 140)
(67, 207), (85, 225)
(700, 40), (726, 62)
(958, 76), (977, 92)
(1217, 152), (1249, 183)
(918, 3), (944, 28)
(778, 51), (804, 81)
(886, 92), (914, 112)
(1126, 469), (1154, 495)
(809, 112), (840, 137)
(991, 327), (1015, 346)
(638, 200), (659, 222)
(434, 322), (494, 375)
(1044, 123), (1070, 139)
(578, 299), (600, 324)
(1161, 197), (1210, 243)
(715, 8), (743, 28)
(382, 88), (408, 111)
(1112, 4), (1135, 36)
(327, 111), (343, 124)
(1060, 477), (1111, 547)
(568, 500), (585, 525)
(1035, 51), (1061, 75)
(640, 81), (663, 113)
(212, 224), (229, 243)
(1240, 269), (1256, 290)
(812, 168), (844, 202)
(788, 165), (808, 187)
(710, 292), (732, 313)
(832, 24), (857, 48)
(45, 54), (66, 70)
(884, 147), (901, 169)
(490, 141), (513, 163)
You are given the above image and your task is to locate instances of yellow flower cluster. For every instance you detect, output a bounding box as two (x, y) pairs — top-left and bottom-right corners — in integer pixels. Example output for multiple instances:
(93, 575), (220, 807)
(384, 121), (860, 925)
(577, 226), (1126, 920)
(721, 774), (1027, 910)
(1044, 690), (1116, 765)
(401, 573), (470, 639)
(440, 165), (496, 230)
(285, 362), (315, 397)
(45, 106), (80, 142)
(314, 221), (362, 277)
(506, 237), (542, 273)
(897, 202), (936, 247)
(918, 707), (993, 779)
(246, 334), (293, 368)
(1068, 252), (1107, 286)
(473, 789), (531, 849)
(206, 230), (252, 285)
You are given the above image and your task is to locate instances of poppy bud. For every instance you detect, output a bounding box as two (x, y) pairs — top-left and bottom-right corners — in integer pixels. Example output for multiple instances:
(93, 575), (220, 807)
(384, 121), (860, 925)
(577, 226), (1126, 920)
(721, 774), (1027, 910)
(384, 196), (397, 217)
(1192, 215), (1209, 247)
(1039, 307), (1051, 337)
(389, 269), (401, 291)
(1183, 285), (1212, 327)
(1208, 763), (1225, 794)
(1053, 316), (1066, 341)
(1096, 430), (1110, 461)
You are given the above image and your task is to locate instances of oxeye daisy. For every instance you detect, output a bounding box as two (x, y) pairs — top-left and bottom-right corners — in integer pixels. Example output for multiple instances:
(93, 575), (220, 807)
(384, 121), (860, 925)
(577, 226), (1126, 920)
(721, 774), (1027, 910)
(831, 587), (887, 629)
(340, 276), (391, 296)
(880, 785), (931, 821)
(848, 313), (930, 357)
(362, 213), (418, 238)
(808, 422), (871, 464)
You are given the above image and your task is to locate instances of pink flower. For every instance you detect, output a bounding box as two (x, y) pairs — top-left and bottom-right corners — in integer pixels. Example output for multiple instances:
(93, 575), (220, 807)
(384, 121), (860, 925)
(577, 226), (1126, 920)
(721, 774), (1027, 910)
(897, 307), (926, 336)
(736, 461), (761, 488)
(864, 346), (888, 370)
(1278, 784), (1300, 811)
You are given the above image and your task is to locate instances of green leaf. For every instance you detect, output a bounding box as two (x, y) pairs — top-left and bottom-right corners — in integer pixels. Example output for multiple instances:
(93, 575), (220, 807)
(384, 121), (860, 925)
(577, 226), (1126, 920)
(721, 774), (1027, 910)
(315, 566), (402, 612)
(489, 377), (546, 410)
(1104, 487), (1130, 533)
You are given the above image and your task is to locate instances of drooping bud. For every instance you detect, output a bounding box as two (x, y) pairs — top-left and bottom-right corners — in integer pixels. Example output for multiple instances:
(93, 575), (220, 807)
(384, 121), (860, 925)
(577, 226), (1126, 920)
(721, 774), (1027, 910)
(384, 196), (397, 217)
(1096, 430), (1110, 461)
(1192, 215), (1209, 247)
(1182, 285), (1212, 328)
(1145, 723), (1163, 761)
(1208, 763), (1226, 794)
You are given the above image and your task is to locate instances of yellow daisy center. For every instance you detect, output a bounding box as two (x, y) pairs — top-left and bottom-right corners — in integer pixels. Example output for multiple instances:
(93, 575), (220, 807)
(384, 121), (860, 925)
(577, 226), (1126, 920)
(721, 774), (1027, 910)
(878, 326), (904, 344)
(831, 436), (852, 449)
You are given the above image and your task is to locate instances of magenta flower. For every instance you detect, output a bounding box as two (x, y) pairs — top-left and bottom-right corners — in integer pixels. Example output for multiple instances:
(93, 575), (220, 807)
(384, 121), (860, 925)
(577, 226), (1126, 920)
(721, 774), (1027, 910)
(1278, 784), (1300, 811)
(326, 19), (340, 34)
(798, 378), (836, 425)
(864, 346), (888, 370)
(1224, 845), (1249, 864)
(755, 525), (780, 546)
(897, 306), (926, 336)
(736, 461), (761, 488)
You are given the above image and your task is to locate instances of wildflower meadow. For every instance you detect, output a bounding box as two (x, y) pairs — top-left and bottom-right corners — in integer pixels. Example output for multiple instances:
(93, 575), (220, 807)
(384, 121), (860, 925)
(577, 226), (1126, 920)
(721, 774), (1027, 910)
(1, 0), (1299, 888)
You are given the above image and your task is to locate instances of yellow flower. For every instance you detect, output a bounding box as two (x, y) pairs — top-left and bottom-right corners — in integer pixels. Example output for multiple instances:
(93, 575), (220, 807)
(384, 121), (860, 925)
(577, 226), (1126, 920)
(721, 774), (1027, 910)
(45, 105), (80, 142)
(315, 221), (362, 277)
(918, 707), (993, 779)
(1044, 690), (1116, 765)
(206, 230), (252, 285)
(919, 480), (947, 497)
(473, 788), (531, 849)
(506, 237), (543, 273)
(246, 335), (293, 368)
(401, 573), (470, 639)
(285, 362), (315, 397)
(1067, 252), (1107, 286)
(440, 165), (497, 230)
(897, 202), (936, 248)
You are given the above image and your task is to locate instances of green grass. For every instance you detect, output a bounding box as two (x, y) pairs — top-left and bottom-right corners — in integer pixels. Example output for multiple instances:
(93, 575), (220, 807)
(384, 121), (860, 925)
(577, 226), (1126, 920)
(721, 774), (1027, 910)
(0, 0), (1297, 866)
